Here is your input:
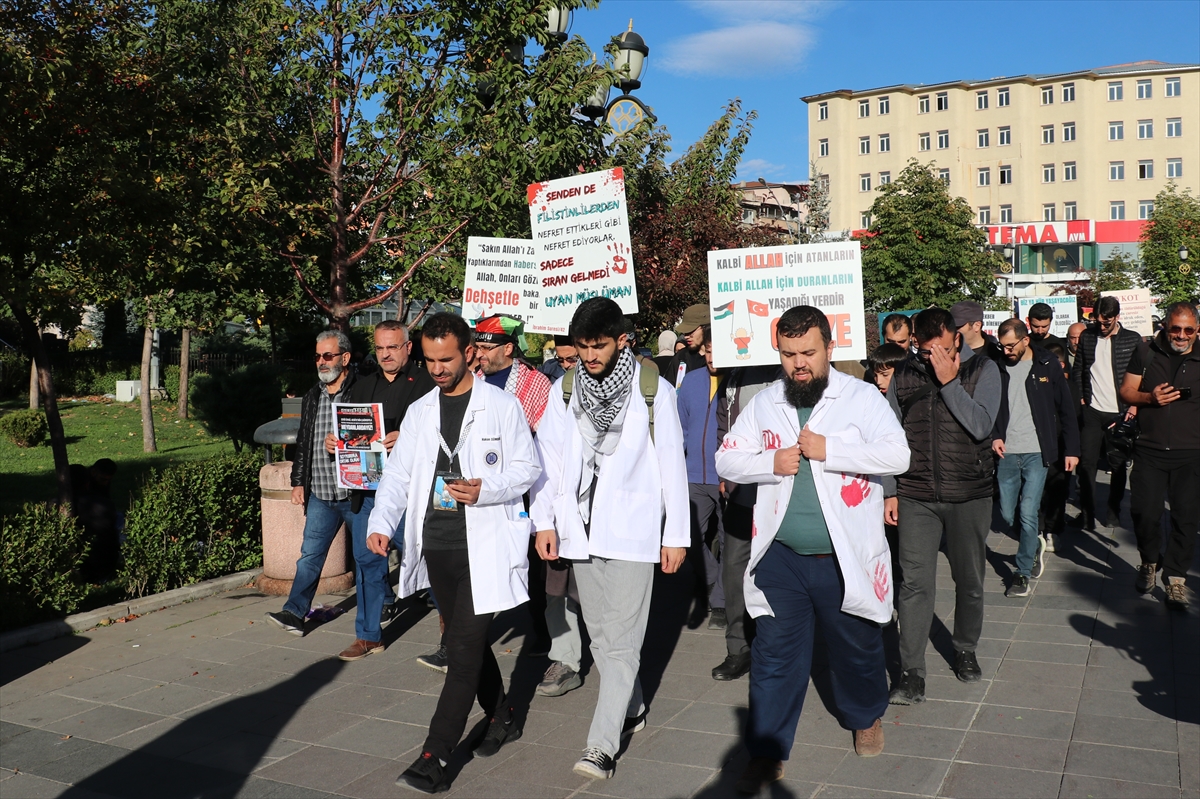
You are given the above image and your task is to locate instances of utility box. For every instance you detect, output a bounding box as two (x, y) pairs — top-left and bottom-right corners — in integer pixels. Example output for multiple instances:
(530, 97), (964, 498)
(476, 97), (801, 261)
(115, 380), (141, 402)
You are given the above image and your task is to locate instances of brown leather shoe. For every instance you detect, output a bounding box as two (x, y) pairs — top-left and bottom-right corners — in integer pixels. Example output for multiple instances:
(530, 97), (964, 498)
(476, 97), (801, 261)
(855, 718), (885, 757)
(735, 756), (784, 794)
(338, 639), (384, 662)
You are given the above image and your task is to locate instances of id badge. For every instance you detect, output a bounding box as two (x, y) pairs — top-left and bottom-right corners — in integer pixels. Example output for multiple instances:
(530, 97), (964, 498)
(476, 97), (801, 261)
(433, 471), (463, 512)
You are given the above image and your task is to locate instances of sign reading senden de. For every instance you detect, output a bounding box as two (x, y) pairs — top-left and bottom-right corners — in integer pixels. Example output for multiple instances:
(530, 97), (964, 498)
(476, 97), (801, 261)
(707, 241), (867, 369)
(527, 167), (636, 333)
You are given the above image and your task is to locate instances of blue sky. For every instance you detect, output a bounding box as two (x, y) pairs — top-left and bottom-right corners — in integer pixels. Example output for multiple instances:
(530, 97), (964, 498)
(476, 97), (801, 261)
(557, 0), (1200, 182)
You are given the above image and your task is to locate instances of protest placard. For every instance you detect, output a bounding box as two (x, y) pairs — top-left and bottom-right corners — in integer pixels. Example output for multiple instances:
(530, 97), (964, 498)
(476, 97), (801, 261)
(1101, 288), (1154, 337)
(333, 403), (387, 490)
(527, 167), (636, 333)
(1017, 295), (1078, 338)
(982, 309), (1014, 338)
(707, 241), (866, 369)
(461, 237), (544, 330)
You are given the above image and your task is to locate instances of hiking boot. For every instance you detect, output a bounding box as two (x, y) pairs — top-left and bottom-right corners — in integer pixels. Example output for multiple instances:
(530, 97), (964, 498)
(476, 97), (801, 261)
(265, 610), (305, 637)
(1136, 563), (1157, 594)
(712, 652), (751, 681)
(621, 709), (647, 739)
(573, 747), (615, 779)
(537, 662), (583, 697)
(854, 718), (885, 757)
(1006, 575), (1031, 598)
(1164, 577), (1189, 610)
(338, 639), (384, 662)
(1031, 536), (1046, 579)
(474, 710), (521, 757)
(396, 752), (445, 794)
(888, 669), (925, 705)
(708, 608), (727, 630)
(955, 650), (982, 683)
(416, 644), (448, 674)
(735, 756), (784, 794)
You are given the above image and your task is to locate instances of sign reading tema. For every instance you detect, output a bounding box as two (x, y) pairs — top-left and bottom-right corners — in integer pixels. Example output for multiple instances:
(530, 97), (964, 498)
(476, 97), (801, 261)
(527, 167), (636, 333)
(461, 236), (543, 329)
(707, 241), (867, 369)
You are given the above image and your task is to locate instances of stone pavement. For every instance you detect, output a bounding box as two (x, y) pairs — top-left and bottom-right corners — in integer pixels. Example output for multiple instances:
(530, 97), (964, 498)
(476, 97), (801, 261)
(1, 505), (1197, 798)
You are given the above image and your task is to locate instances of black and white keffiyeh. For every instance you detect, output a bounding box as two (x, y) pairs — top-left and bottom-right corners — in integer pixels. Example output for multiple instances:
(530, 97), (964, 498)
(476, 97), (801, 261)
(572, 347), (636, 523)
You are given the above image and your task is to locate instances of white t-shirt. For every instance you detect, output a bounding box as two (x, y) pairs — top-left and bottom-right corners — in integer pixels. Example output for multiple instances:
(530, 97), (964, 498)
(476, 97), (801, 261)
(1090, 335), (1118, 413)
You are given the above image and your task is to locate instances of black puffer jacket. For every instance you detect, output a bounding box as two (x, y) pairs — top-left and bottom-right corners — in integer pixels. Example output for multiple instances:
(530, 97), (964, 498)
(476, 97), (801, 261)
(291, 370), (357, 508)
(1072, 324), (1141, 412)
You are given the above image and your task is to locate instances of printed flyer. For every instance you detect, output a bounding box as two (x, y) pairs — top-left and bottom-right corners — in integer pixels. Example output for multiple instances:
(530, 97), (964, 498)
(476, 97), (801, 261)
(333, 403), (387, 491)
(461, 236), (547, 331)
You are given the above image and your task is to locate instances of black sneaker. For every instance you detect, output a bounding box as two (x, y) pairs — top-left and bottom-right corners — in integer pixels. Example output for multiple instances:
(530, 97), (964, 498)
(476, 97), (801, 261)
(1006, 575), (1031, 598)
(888, 669), (925, 705)
(265, 610), (305, 637)
(621, 709), (647, 739)
(955, 650), (982, 683)
(396, 751), (446, 794)
(712, 652), (751, 681)
(707, 608), (727, 630)
(573, 747), (616, 779)
(417, 644), (448, 674)
(475, 710), (521, 757)
(380, 603), (399, 625)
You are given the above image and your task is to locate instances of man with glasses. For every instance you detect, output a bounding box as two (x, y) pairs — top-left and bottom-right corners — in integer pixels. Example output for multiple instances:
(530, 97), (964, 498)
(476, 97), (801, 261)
(266, 330), (359, 638)
(540, 335), (578, 381)
(1071, 296), (1141, 529)
(1120, 302), (1200, 608)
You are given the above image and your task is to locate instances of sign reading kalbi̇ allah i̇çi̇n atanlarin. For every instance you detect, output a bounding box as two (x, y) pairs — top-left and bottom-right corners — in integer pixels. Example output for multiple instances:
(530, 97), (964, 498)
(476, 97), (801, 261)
(333, 402), (386, 491)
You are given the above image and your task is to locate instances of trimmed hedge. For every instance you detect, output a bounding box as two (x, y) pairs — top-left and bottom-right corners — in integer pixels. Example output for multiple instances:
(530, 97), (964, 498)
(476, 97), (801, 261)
(1, 503), (90, 630)
(0, 408), (48, 447)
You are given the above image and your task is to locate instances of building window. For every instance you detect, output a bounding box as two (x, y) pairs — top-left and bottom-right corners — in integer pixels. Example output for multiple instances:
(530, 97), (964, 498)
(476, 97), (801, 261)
(1043, 164), (1055, 183)
(818, 102), (828, 120)
(1063, 121), (1076, 142)
(939, 168), (951, 185)
(1000, 205), (1012, 223)
(1064, 202), (1077, 221)
(879, 171), (891, 185)
(860, 136), (870, 155)
(1139, 160), (1154, 179)
(978, 167), (991, 187)
(861, 212), (871, 229)
(1166, 77), (1181, 97)
(1167, 117), (1182, 137)
(1110, 161), (1125, 180)
(879, 96), (890, 115)
(819, 138), (829, 157)
(1168, 158), (1183, 178)
(879, 133), (890, 153)
(936, 91), (949, 111)
(1137, 79), (1152, 99)
(1110, 201), (1126, 220)
(977, 129), (989, 148)
(1108, 81), (1123, 101)
(1138, 119), (1153, 139)
(1064, 161), (1077, 181)
(937, 130), (949, 149)
(997, 87), (1010, 107)
(1043, 204), (1056, 222)
(999, 165), (1012, 184)
(859, 99), (870, 118)
(1139, 200), (1155, 219)
(1109, 121), (1124, 140)
(919, 132), (930, 151)
(860, 174), (871, 192)
(1042, 125), (1055, 144)
(978, 206), (991, 225)
(918, 95), (930, 114)
(1062, 83), (1075, 102)
(998, 126), (1011, 146)
(1041, 86), (1054, 105)
(976, 90), (988, 110)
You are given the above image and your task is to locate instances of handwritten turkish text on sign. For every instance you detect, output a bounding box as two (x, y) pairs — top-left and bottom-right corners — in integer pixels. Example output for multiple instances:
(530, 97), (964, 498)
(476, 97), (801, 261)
(707, 241), (867, 369)
(527, 167), (636, 333)
(462, 237), (543, 330)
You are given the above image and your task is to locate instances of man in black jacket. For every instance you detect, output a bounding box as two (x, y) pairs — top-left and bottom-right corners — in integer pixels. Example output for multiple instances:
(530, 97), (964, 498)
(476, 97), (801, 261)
(1120, 302), (1200, 609)
(991, 320), (1080, 598)
(1071, 296), (1142, 529)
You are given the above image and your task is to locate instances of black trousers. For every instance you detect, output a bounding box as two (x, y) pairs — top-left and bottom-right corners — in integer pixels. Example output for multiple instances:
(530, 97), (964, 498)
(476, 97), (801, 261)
(1039, 457), (1069, 535)
(1131, 447), (1200, 580)
(1078, 405), (1127, 520)
(423, 549), (508, 761)
(722, 502), (755, 656)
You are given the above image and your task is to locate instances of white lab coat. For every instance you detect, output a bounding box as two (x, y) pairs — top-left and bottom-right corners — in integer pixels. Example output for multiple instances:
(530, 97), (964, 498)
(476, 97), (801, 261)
(714, 368), (910, 624)
(367, 378), (540, 615)
(529, 361), (690, 562)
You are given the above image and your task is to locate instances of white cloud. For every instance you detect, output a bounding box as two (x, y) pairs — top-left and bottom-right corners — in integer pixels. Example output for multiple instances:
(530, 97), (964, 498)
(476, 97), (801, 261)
(659, 1), (829, 77)
(738, 158), (786, 178)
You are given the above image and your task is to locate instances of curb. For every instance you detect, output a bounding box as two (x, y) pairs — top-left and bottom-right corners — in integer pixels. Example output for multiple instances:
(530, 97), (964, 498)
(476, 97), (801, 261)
(0, 568), (263, 654)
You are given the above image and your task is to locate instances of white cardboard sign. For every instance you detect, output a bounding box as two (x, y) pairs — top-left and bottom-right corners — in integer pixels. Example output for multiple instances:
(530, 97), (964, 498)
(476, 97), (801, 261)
(1016, 296), (1078, 338)
(1101, 288), (1153, 337)
(461, 237), (542, 329)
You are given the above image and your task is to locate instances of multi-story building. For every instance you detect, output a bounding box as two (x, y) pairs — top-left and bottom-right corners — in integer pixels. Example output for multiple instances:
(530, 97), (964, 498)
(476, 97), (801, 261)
(803, 61), (1198, 295)
(733, 180), (808, 237)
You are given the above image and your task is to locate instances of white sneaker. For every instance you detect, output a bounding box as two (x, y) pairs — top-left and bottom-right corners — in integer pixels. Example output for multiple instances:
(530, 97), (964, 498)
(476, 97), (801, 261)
(1042, 533), (1056, 553)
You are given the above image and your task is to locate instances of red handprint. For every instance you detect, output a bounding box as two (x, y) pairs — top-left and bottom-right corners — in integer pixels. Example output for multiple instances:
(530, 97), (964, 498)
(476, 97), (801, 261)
(873, 561), (890, 602)
(607, 242), (630, 274)
(840, 474), (872, 507)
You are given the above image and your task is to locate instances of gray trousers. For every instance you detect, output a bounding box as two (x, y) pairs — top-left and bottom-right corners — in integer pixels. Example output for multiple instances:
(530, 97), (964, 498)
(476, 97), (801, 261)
(896, 496), (991, 678)
(722, 502), (754, 656)
(573, 556), (652, 756)
(546, 595), (582, 672)
(689, 483), (725, 608)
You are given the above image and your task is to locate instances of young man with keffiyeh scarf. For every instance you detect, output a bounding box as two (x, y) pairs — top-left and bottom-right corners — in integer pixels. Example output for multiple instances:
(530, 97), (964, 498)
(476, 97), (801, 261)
(530, 297), (690, 781)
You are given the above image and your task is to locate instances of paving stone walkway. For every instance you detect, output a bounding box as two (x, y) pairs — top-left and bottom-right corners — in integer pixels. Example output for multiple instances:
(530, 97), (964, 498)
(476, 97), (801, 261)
(2, 497), (1197, 798)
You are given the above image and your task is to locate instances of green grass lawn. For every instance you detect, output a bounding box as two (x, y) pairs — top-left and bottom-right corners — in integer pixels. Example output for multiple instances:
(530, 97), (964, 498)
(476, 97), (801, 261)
(0, 398), (239, 516)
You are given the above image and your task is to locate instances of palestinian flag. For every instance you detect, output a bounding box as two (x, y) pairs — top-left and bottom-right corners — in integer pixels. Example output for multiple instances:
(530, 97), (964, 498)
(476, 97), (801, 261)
(712, 301), (735, 320)
(747, 299), (770, 317)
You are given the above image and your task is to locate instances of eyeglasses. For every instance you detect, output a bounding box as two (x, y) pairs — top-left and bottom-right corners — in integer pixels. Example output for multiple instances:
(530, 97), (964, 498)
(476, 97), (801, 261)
(556, 355), (578, 365)
(474, 343), (501, 353)
(374, 344), (408, 353)
(1169, 326), (1197, 336)
(314, 351), (344, 362)
(1000, 340), (1027, 352)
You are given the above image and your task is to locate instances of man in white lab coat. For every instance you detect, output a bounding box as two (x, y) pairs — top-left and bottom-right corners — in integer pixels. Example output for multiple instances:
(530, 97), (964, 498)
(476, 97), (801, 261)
(531, 297), (690, 781)
(366, 313), (540, 794)
(715, 306), (910, 795)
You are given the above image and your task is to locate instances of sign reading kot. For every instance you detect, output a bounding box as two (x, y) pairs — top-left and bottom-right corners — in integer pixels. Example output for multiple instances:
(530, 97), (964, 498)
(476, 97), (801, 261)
(985, 219), (1094, 246)
(707, 241), (867, 369)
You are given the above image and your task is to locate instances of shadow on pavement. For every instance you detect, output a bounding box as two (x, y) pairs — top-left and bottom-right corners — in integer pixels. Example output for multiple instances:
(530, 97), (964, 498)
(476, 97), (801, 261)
(693, 707), (799, 798)
(1, 634), (90, 687)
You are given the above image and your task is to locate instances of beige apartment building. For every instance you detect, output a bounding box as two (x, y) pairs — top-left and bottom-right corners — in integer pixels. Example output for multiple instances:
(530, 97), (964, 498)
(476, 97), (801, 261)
(803, 61), (1198, 290)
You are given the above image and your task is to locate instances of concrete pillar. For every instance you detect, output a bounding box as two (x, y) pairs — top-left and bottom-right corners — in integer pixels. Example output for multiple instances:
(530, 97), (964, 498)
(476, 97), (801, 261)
(254, 461), (354, 596)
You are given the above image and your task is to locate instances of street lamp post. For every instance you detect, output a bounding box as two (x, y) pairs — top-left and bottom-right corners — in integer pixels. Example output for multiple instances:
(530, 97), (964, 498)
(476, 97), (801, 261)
(1180, 244), (1190, 275)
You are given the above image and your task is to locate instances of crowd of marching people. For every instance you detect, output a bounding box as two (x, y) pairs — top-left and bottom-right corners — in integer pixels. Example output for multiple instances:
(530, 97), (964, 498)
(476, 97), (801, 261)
(261, 293), (1198, 794)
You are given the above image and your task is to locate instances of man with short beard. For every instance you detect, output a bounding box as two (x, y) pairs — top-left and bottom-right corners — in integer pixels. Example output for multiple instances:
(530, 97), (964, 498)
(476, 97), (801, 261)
(716, 306), (910, 794)
(665, 303), (710, 388)
(266, 330), (359, 636)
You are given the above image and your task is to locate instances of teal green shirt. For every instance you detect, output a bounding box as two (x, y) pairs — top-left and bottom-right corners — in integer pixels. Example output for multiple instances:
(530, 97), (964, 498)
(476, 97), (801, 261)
(773, 406), (833, 556)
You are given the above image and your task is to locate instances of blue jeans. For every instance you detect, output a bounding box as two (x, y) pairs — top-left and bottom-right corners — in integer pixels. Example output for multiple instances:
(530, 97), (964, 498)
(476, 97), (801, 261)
(997, 453), (1049, 578)
(284, 495), (357, 620)
(350, 495), (399, 642)
(747, 543), (888, 761)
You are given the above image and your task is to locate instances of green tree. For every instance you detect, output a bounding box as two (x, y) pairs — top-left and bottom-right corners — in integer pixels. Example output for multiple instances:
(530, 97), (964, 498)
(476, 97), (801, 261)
(856, 159), (1002, 313)
(1140, 183), (1200, 310)
(1091, 248), (1137, 293)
